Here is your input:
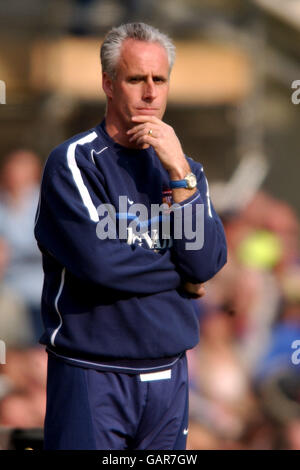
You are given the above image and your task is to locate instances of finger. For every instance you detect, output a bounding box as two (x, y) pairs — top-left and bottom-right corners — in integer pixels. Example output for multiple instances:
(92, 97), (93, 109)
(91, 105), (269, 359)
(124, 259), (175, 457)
(128, 127), (147, 141)
(189, 289), (205, 299)
(183, 282), (205, 296)
(129, 128), (158, 142)
(196, 286), (205, 297)
(135, 134), (157, 147)
(183, 282), (200, 292)
(129, 130), (146, 142)
(127, 123), (147, 135)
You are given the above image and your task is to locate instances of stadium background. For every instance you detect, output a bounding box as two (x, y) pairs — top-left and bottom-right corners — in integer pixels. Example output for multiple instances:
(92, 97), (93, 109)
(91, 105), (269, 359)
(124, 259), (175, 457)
(0, 0), (299, 450)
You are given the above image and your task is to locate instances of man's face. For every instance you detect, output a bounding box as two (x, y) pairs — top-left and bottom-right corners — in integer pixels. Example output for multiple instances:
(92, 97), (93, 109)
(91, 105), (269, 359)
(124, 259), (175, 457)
(103, 39), (170, 129)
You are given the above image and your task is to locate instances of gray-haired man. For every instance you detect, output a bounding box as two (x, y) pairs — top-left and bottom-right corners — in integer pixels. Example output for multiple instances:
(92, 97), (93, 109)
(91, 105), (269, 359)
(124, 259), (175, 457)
(36, 22), (227, 450)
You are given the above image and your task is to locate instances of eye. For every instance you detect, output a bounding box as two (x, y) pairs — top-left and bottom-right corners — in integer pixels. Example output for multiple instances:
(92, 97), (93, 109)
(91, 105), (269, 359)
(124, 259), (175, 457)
(153, 77), (166, 84)
(129, 77), (141, 83)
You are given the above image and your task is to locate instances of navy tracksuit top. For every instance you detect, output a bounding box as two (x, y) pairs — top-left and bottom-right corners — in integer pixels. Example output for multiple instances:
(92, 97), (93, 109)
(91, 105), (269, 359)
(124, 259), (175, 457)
(34, 120), (227, 373)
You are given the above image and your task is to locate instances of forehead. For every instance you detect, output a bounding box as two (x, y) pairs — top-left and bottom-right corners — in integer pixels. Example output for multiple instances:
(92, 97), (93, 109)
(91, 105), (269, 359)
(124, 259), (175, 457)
(117, 39), (169, 75)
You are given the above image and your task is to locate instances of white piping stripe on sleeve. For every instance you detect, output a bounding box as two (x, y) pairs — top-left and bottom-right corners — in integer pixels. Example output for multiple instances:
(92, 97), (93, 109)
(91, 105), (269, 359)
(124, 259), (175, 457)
(201, 168), (212, 218)
(34, 191), (42, 227)
(51, 134), (104, 347)
(50, 268), (66, 347)
(67, 132), (99, 222)
(205, 176), (212, 218)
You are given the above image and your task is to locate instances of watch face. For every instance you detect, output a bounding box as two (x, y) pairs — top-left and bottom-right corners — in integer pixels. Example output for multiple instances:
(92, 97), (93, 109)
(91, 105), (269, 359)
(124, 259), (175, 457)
(186, 173), (197, 189)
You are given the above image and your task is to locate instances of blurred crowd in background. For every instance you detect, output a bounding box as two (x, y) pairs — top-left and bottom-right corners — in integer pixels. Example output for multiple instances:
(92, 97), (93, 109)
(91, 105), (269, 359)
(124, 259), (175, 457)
(0, 0), (300, 451)
(0, 150), (46, 434)
(187, 190), (300, 449)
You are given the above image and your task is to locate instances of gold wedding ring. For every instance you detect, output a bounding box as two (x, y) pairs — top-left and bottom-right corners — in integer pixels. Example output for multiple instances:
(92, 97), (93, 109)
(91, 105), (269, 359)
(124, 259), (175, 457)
(148, 129), (153, 136)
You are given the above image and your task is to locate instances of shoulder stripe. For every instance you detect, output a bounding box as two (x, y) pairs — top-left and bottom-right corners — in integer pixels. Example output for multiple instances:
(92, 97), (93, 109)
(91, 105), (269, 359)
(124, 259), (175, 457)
(67, 132), (99, 222)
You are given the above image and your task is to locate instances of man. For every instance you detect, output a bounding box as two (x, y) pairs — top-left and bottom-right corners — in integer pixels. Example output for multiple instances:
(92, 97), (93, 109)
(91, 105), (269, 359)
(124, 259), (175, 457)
(34, 22), (227, 450)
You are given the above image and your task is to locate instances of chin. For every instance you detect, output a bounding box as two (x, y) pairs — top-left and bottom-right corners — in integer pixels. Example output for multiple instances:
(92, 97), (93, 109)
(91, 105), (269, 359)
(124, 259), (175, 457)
(138, 110), (157, 115)
(135, 109), (161, 117)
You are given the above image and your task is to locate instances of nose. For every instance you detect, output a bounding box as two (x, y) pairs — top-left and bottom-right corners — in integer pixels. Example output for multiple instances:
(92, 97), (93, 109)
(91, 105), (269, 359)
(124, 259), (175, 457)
(142, 78), (157, 101)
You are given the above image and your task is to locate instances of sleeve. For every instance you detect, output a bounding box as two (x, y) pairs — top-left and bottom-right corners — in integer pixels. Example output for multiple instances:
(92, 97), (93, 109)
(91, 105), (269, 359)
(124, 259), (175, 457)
(34, 154), (181, 296)
(170, 163), (227, 283)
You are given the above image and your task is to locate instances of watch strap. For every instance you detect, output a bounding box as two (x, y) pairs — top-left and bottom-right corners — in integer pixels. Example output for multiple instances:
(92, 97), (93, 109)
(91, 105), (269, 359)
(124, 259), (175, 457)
(169, 179), (188, 189)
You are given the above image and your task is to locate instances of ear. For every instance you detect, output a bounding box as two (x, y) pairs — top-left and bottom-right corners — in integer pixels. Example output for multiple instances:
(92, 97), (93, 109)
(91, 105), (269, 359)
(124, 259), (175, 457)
(102, 72), (114, 99)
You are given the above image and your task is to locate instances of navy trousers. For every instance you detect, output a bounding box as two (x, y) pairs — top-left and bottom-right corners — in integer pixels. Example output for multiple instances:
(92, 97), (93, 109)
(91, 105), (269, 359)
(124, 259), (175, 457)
(44, 353), (189, 450)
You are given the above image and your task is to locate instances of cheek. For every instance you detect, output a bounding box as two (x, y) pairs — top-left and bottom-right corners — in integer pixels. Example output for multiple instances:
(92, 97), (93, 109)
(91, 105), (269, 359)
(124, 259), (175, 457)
(125, 87), (140, 102)
(122, 89), (140, 112)
(161, 88), (169, 103)
(114, 89), (136, 119)
(117, 86), (133, 104)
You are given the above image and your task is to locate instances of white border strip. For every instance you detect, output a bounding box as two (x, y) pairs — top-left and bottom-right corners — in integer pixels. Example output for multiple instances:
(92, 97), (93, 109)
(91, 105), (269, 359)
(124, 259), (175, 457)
(140, 369), (171, 382)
